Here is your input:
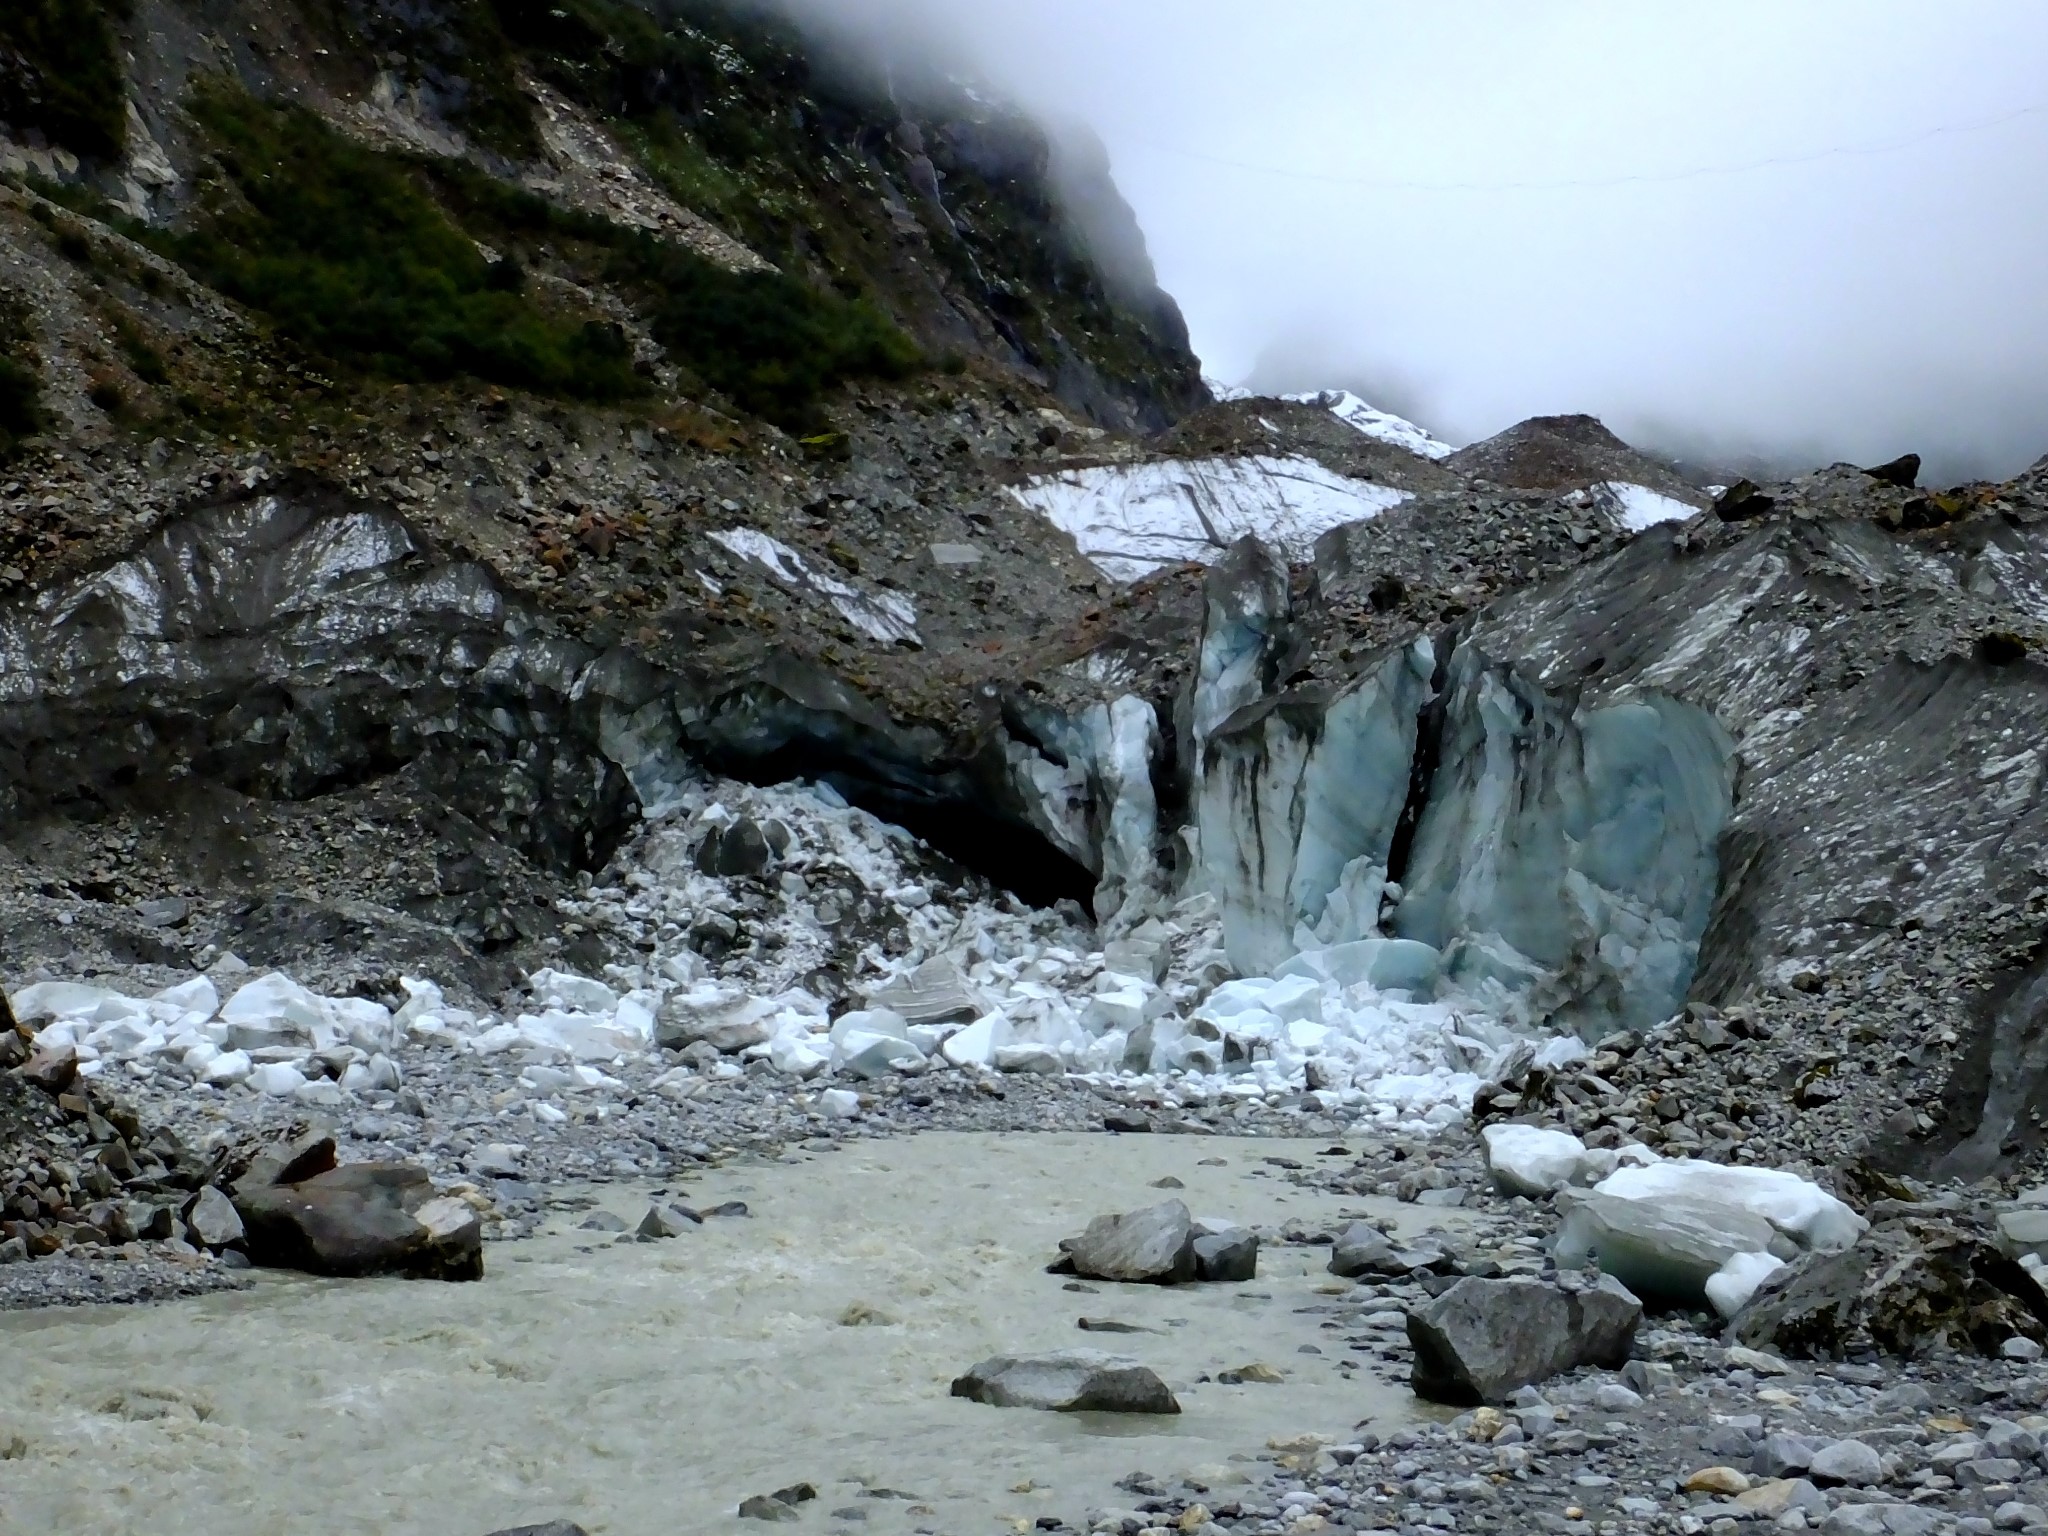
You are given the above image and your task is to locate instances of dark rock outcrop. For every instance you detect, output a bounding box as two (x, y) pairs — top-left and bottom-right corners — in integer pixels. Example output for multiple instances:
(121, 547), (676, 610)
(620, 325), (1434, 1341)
(234, 1162), (482, 1280)
(1055, 1199), (1197, 1284)
(950, 1350), (1180, 1413)
(1407, 1275), (1642, 1404)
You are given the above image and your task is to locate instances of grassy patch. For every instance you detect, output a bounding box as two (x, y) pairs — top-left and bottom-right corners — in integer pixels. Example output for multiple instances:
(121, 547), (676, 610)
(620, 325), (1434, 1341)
(426, 157), (920, 427)
(621, 239), (917, 427)
(164, 82), (640, 401)
(0, 0), (131, 162)
(0, 291), (44, 459)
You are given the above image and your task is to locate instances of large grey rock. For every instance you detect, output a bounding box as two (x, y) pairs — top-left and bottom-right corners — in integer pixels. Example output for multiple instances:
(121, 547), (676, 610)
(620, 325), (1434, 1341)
(1755, 1433), (1823, 1478)
(185, 1186), (245, 1249)
(1060, 1199), (1196, 1284)
(950, 1350), (1180, 1414)
(1406, 1275), (1643, 1405)
(1730, 1221), (2048, 1358)
(863, 956), (987, 1026)
(696, 818), (773, 877)
(233, 1128), (338, 1196)
(235, 1163), (482, 1280)
(1808, 1439), (1885, 1486)
(1818, 1504), (1940, 1536)
(1328, 1221), (1454, 1278)
(1192, 1227), (1259, 1283)
(483, 1525), (589, 1536)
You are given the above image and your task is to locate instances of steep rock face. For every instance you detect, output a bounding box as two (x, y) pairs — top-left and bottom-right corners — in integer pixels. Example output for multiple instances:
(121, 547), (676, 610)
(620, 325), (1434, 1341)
(0, 485), (632, 873)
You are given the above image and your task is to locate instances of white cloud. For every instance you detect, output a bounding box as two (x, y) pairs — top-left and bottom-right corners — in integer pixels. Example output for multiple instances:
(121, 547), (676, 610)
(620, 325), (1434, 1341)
(772, 0), (2048, 481)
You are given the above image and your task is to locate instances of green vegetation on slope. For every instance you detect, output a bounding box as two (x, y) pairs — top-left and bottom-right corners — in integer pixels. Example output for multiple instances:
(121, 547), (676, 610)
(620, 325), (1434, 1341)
(428, 158), (918, 424)
(165, 82), (641, 401)
(0, 0), (132, 162)
(152, 82), (918, 426)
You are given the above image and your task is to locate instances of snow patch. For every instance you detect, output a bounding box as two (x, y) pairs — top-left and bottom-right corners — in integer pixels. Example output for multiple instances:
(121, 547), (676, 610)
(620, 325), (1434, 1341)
(708, 527), (920, 646)
(1280, 390), (1455, 461)
(1009, 457), (1412, 582)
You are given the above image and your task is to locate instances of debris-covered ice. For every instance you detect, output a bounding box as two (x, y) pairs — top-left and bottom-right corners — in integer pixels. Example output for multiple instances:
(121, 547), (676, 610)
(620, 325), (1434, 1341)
(10, 774), (1606, 1135)
(1007, 457), (1412, 582)
(707, 526), (921, 645)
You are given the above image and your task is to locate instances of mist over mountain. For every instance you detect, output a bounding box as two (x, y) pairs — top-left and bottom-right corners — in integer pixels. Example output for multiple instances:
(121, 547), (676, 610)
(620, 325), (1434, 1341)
(767, 0), (2048, 483)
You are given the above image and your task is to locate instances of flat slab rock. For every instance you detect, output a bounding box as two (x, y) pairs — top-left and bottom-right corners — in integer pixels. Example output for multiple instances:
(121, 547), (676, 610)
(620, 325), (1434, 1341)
(235, 1162), (482, 1281)
(951, 1350), (1181, 1413)
(1407, 1275), (1642, 1405)
(1059, 1198), (1198, 1284)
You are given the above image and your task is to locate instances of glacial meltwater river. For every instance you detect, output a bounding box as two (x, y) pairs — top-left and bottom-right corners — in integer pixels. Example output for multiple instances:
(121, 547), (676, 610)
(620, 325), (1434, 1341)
(0, 1133), (1467, 1536)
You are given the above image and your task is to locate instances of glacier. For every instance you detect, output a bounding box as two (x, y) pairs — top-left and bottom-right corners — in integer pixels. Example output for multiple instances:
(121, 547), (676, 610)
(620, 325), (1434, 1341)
(1006, 456), (1412, 581)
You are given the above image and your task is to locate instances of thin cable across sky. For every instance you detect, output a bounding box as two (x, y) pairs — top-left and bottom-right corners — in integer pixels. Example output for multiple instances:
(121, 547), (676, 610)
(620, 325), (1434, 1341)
(1116, 99), (2048, 192)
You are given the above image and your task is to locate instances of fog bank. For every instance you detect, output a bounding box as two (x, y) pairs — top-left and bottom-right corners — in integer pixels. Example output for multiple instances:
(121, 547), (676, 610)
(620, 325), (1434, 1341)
(768, 0), (2048, 482)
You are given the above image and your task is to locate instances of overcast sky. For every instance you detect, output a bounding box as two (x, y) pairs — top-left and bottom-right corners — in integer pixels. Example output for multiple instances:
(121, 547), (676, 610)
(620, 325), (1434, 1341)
(780, 1), (2048, 481)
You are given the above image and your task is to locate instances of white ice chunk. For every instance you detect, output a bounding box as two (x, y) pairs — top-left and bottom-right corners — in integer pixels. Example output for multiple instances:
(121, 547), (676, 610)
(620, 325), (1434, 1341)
(200, 1048), (251, 1085)
(1481, 1123), (1598, 1197)
(1276, 938), (1441, 996)
(1593, 1159), (1867, 1253)
(248, 1062), (307, 1096)
(148, 976), (220, 1026)
(1705, 1250), (1791, 1319)
(527, 968), (620, 1014)
(940, 1012), (1011, 1068)
(768, 1033), (830, 1078)
(11, 981), (124, 1024)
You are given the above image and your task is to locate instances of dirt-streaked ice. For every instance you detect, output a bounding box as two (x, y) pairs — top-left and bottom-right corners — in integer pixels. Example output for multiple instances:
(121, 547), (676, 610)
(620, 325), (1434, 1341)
(1008, 457), (1412, 581)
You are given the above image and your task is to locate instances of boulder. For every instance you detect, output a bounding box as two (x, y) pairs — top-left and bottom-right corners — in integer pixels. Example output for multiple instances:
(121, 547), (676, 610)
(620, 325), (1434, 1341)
(696, 817), (773, 877)
(1406, 1275), (1643, 1405)
(1818, 1507), (1941, 1536)
(1059, 1199), (1197, 1284)
(863, 956), (987, 1027)
(235, 1163), (482, 1280)
(1328, 1221), (1455, 1278)
(637, 1203), (702, 1238)
(482, 1525), (589, 1536)
(1808, 1439), (1885, 1487)
(185, 1186), (245, 1249)
(14, 1044), (78, 1095)
(1192, 1226), (1259, 1283)
(232, 1128), (338, 1195)
(737, 1484), (816, 1521)
(950, 1350), (1180, 1413)
(1729, 1220), (2048, 1359)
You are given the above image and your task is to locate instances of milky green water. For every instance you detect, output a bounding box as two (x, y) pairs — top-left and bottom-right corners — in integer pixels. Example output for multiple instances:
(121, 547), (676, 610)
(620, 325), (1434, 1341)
(0, 1132), (1464, 1536)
